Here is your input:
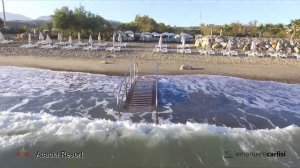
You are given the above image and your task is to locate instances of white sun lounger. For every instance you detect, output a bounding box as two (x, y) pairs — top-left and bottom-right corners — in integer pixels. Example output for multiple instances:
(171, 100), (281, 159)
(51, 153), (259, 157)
(40, 44), (58, 49)
(199, 49), (207, 55)
(20, 44), (39, 48)
(222, 50), (230, 56)
(115, 43), (127, 48)
(229, 50), (238, 56)
(106, 46), (121, 53)
(0, 39), (13, 44)
(268, 52), (278, 58)
(94, 43), (108, 49)
(62, 45), (79, 50)
(207, 50), (215, 56)
(83, 46), (100, 51)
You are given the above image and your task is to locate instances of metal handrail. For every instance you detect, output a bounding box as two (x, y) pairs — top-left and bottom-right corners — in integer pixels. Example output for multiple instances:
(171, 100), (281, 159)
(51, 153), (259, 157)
(155, 63), (159, 124)
(117, 62), (138, 110)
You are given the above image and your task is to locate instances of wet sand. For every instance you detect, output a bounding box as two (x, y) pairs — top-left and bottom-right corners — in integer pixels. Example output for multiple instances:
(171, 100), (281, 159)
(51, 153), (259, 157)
(1, 55), (300, 83)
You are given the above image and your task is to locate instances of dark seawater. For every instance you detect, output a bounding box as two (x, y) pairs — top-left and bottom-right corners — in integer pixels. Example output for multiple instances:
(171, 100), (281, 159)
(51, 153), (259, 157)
(0, 66), (300, 167)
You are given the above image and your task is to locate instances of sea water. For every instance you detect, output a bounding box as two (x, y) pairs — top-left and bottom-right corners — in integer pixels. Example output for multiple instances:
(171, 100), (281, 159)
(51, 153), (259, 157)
(0, 66), (299, 167)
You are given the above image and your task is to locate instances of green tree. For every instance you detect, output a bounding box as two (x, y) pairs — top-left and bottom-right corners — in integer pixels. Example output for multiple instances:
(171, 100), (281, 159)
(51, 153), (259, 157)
(134, 15), (157, 32)
(52, 6), (112, 39)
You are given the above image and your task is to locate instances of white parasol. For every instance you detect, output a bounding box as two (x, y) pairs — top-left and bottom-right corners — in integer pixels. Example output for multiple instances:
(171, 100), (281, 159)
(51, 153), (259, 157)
(250, 41), (256, 51)
(89, 35), (93, 46)
(181, 35), (185, 49)
(68, 35), (72, 45)
(112, 32), (116, 47)
(39, 32), (44, 40)
(276, 40), (281, 52)
(227, 39), (232, 50)
(57, 33), (62, 42)
(118, 33), (122, 43)
(28, 33), (31, 44)
(46, 34), (52, 44)
(98, 32), (101, 43)
(0, 32), (4, 41)
(158, 34), (162, 49)
(78, 32), (81, 43)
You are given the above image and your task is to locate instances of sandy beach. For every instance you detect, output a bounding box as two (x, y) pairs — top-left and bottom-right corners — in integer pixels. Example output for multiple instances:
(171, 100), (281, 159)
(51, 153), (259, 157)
(1, 42), (300, 83)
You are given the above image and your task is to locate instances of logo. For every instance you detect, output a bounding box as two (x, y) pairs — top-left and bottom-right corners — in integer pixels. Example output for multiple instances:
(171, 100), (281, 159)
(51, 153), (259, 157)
(224, 150), (235, 158)
(16, 147), (30, 158)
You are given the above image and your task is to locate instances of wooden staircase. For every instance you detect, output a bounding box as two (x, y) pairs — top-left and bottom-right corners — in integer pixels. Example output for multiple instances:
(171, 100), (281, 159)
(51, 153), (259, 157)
(125, 78), (156, 112)
(117, 63), (159, 113)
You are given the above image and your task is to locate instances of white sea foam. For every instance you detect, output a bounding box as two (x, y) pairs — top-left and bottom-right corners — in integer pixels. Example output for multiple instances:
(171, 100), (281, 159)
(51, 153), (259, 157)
(0, 111), (299, 150)
(159, 75), (300, 114)
(0, 111), (299, 167)
(1, 66), (300, 126)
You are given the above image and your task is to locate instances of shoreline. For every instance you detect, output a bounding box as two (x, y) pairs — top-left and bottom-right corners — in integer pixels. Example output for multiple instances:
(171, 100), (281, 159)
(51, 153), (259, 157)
(1, 55), (300, 84)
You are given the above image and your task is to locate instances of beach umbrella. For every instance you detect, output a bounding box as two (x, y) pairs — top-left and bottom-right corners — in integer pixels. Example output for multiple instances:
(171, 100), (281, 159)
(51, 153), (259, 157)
(227, 39), (232, 50)
(250, 41), (256, 51)
(68, 35), (72, 45)
(89, 35), (93, 46)
(112, 32), (116, 46)
(57, 33), (62, 42)
(0, 32), (4, 41)
(181, 35), (186, 49)
(118, 33), (122, 43)
(98, 32), (101, 43)
(78, 32), (81, 43)
(38, 32), (44, 40)
(276, 40), (281, 52)
(28, 33), (31, 44)
(158, 34), (162, 49)
(46, 34), (52, 44)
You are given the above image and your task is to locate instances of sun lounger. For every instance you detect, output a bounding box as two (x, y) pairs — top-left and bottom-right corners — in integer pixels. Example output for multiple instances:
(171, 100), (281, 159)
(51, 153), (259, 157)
(199, 49), (207, 55)
(222, 50), (230, 56)
(83, 46), (100, 51)
(229, 50), (238, 56)
(20, 44), (38, 48)
(106, 46), (121, 53)
(207, 50), (215, 56)
(0, 39), (13, 44)
(62, 45), (79, 50)
(278, 52), (287, 58)
(40, 44), (58, 49)
(115, 43), (127, 48)
(184, 48), (192, 54)
(54, 42), (68, 46)
(36, 40), (47, 45)
(268, 52), (278, 58)
(94, 43), (108, 49)
(289, 53), (300, 59)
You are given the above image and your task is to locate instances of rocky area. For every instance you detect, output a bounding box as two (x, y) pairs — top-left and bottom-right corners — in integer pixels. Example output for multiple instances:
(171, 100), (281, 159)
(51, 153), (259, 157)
(195, 35), (300, 54)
